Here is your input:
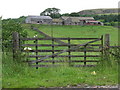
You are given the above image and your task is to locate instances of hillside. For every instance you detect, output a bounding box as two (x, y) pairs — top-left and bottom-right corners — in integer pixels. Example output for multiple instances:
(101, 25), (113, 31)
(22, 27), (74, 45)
(78, 8), (118, 15)
(36, 25), (118, 45)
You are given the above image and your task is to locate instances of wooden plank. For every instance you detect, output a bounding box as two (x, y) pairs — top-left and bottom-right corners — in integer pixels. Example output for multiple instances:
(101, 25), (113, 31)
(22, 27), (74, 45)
(73, 65), (96, 67)
(31, 64), (96, 67)
(28, 55), (100, 58)
(35, 39), (38, 69)
(104, 34), (110, 58)
(13, 32), (20, 51)
(21, 38), (100, 40)
(22, 49), (101, 52)
(21, 44), (101, 47)
(31, 64), (62, 67)
(25, 60), (99, 63)
(101, 35), (104, 56)
(12, 32), (20, 61)
(52, 38), (55, 64)
(32, 27), (67, 45)
(104, 34), (110, 48)
(84, 45), (87, 65)
(71, 60), (99, 62)
(88, 44), (101, 46)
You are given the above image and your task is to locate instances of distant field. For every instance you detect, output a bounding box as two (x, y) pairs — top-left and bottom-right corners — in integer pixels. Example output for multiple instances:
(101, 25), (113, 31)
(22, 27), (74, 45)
(22, 24), (118, 54)
(23, 24), (118, 45)
(97, 13), (118, 15)
(36, 25), (118, 45)
(21, 24), (118, 63)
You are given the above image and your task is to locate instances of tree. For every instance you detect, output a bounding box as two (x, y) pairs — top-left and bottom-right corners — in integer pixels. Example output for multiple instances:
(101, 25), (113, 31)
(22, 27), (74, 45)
(62, 13), (70, 16)
(69, 12), (80, 17)
(2, 19), (27, 51)
(40, 8), (61, 18)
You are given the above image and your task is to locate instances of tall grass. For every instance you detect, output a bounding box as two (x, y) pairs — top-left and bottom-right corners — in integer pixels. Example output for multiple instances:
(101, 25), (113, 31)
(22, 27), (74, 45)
(2, 51), (118, 88)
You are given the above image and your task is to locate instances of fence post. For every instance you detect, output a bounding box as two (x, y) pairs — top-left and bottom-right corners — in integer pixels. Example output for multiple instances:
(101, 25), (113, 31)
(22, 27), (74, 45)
(84, 45), (87, 65)
(35, 38), (38, 69)
(101, 35), (104, 59)
(104, 34), (110, 62)
(12, 32), (20, 61)
(68, 37), (71, 66)
(52, 38), (55, 64)
(104, 34), (110, 48)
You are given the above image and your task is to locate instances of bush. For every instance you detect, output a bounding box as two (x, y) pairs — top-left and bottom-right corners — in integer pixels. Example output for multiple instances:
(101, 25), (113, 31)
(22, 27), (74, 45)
(2, 19), (27, 52)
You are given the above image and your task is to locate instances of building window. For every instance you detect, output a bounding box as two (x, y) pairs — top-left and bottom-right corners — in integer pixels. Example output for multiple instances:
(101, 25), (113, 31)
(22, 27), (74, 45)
(37, 21), (40, 23)
(98, 22), (101, 25)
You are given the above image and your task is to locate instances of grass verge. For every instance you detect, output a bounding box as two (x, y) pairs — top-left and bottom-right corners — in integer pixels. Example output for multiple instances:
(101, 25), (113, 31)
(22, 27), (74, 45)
(2, 52), (118, 88)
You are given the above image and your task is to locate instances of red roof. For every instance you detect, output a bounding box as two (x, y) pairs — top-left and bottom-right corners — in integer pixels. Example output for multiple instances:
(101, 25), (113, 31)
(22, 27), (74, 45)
(87, 21), (100, 23)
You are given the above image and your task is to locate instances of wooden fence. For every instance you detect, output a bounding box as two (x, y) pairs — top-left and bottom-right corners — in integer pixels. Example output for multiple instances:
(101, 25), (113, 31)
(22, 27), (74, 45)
(12, 32), (111, 68)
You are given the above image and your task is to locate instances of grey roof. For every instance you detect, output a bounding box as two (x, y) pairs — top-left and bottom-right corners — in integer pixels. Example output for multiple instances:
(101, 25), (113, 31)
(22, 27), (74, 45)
(52, 19), (63, 22)
(61, 16), (94, 21)
(27, 15), (52, 19)
(78, 17), (94, 20)
(61, 16), (70, 20)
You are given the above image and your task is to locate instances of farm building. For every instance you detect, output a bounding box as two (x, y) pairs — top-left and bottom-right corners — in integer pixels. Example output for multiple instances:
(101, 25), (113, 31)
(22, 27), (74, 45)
(52, 19), (63, 25)
(25, 15), (52, 24)
(85, 21), (104, 26)
(61, 16), (97, 25)
(25, 15), (103, 25)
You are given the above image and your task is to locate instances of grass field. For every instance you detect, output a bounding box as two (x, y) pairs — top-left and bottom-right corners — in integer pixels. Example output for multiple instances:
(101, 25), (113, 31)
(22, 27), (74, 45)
(2, 24), (119, 88)
(97, 13), (118, 15)
(38, 25), (118, 45)
(23, 24), (118, 45)
(22, 24), (118, 65)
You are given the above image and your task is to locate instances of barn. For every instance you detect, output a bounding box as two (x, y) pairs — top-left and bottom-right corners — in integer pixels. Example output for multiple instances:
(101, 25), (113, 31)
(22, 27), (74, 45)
(25, 15), (52, 24)
(85, 21), (104, 25)
(61, 16), (95, 25)
(52, 19), (63, 25)
(25, 15), (103, 26)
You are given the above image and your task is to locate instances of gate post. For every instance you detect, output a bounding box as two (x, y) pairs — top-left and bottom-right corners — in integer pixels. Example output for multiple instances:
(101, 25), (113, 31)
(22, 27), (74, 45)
(104, 34), (110, 61)
(12, 32), (20, 61)
(104, 34), (110, 48)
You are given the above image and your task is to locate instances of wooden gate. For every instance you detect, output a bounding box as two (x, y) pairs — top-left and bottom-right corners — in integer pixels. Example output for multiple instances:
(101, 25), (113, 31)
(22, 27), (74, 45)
(12, 32), (110, 68)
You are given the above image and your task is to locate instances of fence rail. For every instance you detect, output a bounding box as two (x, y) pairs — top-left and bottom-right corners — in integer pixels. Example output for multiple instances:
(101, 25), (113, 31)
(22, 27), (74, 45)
(13, 32), (113, 68)
(22, 49), (101, 52)
(25, 38), (102, 64)
(25, 60), (99, 63)
(31, 64), (97, 67)
(21, 37), (101, 40)
(21, 44), (101, 47)
(28, 55), (101, 58)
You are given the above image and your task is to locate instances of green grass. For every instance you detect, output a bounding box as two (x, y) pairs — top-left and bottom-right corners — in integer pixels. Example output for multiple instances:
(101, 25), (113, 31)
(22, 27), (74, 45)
(22, 24), (118, 45)
(2, 24), (118, 88)
(37, 25), (118, 45)
(22, 24), (118, 44)
(97, 13), (118, 15)
(2, 53), (118, 88)
(22, 24), (118, 64)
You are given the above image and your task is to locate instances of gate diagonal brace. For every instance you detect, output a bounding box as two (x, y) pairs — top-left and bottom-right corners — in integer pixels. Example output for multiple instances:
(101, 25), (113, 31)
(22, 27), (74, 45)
(32, 27), (67, 45)
(30, 38), (101, 64)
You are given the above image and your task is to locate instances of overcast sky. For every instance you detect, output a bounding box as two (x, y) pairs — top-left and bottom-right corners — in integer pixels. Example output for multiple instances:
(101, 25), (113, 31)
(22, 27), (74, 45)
(0, 0), (119, 19)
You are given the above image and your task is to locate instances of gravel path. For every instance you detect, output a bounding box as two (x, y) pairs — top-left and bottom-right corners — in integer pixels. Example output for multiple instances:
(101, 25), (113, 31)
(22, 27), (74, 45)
(39, 84), (119, 89)
(66, 84), (119, 88)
